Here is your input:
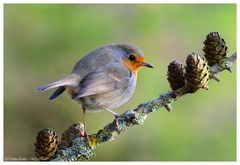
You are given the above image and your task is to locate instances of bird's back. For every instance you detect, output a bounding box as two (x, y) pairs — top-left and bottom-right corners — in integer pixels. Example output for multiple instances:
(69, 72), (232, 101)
(71, 45), (117, 78)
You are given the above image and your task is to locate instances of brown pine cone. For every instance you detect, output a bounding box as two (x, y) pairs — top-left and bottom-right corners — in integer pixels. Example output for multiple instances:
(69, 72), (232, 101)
(59, 122), (85, 149)
(203, 32), (228, 66)
(185, 53), (209, 93)
(167, 60), (185, 90)
(35, 128), (59, 160)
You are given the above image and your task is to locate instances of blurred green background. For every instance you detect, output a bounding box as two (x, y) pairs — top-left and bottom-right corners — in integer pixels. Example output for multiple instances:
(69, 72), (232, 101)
(4, 4), (236, 161)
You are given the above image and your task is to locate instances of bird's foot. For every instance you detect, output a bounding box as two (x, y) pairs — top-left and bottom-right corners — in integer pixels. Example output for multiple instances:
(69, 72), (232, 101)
(100, 104), (121, 129)
(84, 129), (91, 145)
(114, 113), (120, 118)
(114, 113), (121, 129)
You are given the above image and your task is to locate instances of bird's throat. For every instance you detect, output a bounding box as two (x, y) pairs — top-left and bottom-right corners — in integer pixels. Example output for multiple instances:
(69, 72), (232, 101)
(121, 59), (139, 79)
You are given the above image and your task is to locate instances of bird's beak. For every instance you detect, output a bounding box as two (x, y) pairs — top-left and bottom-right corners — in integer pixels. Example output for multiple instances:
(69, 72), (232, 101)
(141, 62), (154, 68)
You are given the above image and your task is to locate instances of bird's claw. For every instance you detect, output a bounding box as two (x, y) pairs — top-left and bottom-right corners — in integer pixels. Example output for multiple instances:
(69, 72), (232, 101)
(84, 130), (91, 145)
(114, 113), (120, 118)
(114, 114), (121, 129)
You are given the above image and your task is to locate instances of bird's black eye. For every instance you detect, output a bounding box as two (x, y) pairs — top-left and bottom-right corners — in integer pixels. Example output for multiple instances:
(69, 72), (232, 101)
(128, 54), (136, 61)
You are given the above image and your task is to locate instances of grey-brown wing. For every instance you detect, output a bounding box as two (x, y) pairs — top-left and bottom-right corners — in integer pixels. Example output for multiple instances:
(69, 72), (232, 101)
(74, 63), (131, 99)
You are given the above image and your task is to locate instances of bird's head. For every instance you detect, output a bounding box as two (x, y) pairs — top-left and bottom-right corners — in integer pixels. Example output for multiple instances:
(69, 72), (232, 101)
(115, 44), (153, 77)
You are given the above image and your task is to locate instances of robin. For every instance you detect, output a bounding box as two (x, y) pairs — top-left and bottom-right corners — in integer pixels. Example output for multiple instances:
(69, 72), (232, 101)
(36, 43), (153, 138)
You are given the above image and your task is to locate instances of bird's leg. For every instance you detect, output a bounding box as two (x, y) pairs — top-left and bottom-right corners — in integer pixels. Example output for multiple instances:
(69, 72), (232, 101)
(100, 105), (120, 117)
(100, 105), (120, 127)
(82, 107), (90, 144)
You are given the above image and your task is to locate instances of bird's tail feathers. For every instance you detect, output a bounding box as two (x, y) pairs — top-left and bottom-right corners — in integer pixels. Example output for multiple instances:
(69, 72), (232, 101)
(35, 74), (80, 92)
(49, 86), (66, 100)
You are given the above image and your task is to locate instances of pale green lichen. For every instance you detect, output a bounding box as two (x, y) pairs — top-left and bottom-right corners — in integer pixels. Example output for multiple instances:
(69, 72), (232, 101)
(132, 112), (147, 125)
(218, 57), (233, 72)
(52, 137), (95, 161)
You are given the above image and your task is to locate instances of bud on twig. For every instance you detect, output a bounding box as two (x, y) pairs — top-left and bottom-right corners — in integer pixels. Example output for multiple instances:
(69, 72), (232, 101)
(203, 32), (228, 66)
(35, 128), (59, 160)
(167, 60), (185, 90)
(185, 53), (209, 93)
(59, 122), (85, 149)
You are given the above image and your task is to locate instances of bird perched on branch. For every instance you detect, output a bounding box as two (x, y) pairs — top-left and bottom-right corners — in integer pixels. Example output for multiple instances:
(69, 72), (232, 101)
(36, 44), (153, 139)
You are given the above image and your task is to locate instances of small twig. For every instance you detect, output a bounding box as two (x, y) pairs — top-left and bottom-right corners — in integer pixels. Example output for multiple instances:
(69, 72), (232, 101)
(209, 52), (237, 80)
(51, 52), (236, 161)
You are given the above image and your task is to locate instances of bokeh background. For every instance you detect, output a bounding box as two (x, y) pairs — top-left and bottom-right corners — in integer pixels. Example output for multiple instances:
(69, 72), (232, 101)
(4, 4), (236, 161)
